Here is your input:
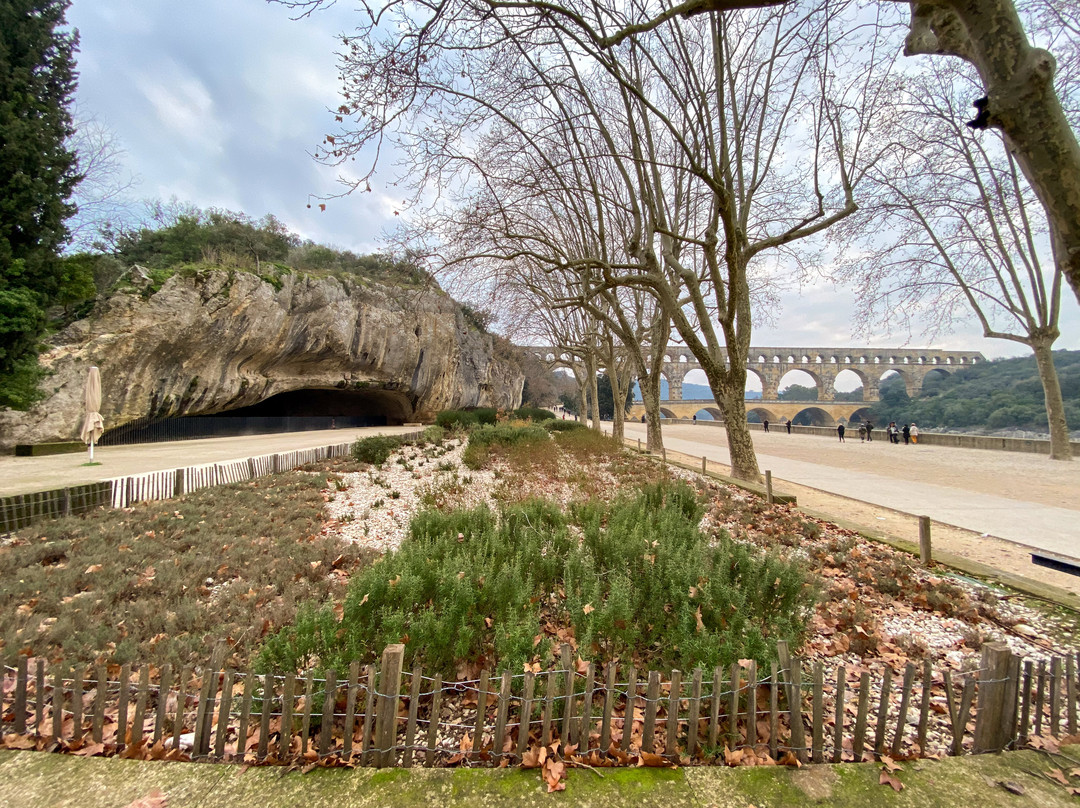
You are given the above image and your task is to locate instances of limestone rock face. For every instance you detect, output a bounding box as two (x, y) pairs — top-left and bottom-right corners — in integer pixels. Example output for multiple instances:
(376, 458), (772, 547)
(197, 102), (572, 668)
(0, 270), (523, 449)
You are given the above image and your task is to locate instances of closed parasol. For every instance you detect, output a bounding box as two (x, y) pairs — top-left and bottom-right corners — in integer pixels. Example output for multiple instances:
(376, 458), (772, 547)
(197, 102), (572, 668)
(80, 366), (104, 461)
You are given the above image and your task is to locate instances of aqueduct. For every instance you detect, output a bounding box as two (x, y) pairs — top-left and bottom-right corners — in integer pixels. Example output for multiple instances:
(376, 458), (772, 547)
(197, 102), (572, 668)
(524, 345), (986, 424)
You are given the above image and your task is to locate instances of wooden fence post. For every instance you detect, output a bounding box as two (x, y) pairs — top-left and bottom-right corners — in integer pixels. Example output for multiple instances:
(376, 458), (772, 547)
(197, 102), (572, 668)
(701, 456), (706, 473)
(919, 516), (932, 564)
(973, 642), (1014, 753)
(375, 644), (405, 767)
(765, 471), (774, 505)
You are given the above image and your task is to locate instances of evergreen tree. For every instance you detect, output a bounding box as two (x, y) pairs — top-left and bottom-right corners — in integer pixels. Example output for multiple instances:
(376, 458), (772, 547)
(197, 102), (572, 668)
(0, 0), (80, 409)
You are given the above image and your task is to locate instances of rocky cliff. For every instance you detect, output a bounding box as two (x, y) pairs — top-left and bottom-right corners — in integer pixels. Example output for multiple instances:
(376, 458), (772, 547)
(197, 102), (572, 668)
(0, 268), (523, 449)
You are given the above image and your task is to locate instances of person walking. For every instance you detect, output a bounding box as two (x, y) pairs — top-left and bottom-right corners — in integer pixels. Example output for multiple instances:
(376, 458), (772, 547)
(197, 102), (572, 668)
(902, 423), (910, 444)
(858, 422), (866, 442)
(837, 423), (846, 442)
(865, 420), (874, 441)
(910, 422), (919, 444)
(786, 419), (792, 434)
(763, 418), (770, 433)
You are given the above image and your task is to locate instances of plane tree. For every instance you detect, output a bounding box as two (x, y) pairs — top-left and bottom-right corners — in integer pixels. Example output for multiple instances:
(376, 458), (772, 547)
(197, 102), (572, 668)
(835, 61), (1074, 459)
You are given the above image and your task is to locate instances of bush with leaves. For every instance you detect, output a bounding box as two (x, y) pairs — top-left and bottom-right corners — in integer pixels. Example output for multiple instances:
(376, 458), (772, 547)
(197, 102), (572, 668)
(544, 419), (586, 433)
(513, 407), (556, 422)
(351, 434), (406, 465)
(462, 423), (550, 469)
(258, 481), (813, 676)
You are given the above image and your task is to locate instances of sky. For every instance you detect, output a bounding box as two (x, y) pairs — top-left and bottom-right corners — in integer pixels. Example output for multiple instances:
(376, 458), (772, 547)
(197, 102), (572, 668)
(65, 0), (1080, 362)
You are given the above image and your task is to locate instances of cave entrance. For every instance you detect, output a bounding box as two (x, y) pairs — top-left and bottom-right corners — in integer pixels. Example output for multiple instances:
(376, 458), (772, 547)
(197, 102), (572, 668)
(100, 387), (414, 445)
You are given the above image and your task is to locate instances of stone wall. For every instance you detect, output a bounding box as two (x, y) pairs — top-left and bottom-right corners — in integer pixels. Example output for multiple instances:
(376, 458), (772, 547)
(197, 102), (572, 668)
(0, 269), (523, 450)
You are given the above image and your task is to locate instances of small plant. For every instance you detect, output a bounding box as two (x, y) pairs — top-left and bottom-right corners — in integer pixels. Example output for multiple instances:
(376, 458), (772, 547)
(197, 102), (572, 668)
(371, 498), (385, 509)
(390, 490), (401, 499)
(351, 435), (406, 465)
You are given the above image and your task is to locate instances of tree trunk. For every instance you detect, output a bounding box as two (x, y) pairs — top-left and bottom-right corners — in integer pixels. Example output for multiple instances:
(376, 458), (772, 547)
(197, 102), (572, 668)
(906, 0), (1080, 303)
(712, 363), (761, 483)
(640, 372), (665, 453)
(608, 363), (630, 443)
(586, 355), (602, 431)
(1031, 336), (1073, 461)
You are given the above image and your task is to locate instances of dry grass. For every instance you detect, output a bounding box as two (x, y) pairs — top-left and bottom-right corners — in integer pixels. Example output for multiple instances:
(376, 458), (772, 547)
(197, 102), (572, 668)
(0, 470), (378, 669)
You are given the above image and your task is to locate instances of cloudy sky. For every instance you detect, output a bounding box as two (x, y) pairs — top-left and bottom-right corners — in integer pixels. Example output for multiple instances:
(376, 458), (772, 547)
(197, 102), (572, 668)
(66, 0), (1080, 361)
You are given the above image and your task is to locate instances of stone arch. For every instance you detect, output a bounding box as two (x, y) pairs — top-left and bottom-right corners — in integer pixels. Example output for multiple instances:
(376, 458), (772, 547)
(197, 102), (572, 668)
(746, 406), (779, 424)
(778, 369), (821, 400)
(787, 354), (797, 363)
(791, 406), (834, 427)
(772, 355), (781, 363)
(659, 407), (678, 419)
(694, 407), (723, 421)
(849, 406), (874, 423)
(878, 368), (910, 396)
(833, 367), (868, 398)
(757, 354), (767, 364)
(920, 366), (951, 393)
(744, 367), (765, 399)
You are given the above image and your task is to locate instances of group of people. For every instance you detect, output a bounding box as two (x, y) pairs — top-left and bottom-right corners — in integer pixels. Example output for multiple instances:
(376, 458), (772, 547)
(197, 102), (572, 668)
(837, 420), (919, 444)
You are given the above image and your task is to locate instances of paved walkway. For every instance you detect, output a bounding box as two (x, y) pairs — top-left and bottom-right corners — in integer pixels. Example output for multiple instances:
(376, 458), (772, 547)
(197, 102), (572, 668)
(621, 422), (1080, 561)
(0, 427), (418, 497)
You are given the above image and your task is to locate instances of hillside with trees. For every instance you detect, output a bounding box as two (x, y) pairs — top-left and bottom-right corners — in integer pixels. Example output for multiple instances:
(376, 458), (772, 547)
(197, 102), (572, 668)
(865, 352), (1080, 435)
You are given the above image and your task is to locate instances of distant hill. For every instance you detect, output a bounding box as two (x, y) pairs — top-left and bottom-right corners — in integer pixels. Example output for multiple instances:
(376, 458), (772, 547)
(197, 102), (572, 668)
(868, 350), (1080, 434)
(629, 351), (1080, 435)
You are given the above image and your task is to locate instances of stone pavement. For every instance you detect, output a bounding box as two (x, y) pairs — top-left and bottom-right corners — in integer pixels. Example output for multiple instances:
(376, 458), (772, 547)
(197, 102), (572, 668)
(0, 427), (419, 498)
(3, 747), (1079, 808)
(621, 422), (1080, 561)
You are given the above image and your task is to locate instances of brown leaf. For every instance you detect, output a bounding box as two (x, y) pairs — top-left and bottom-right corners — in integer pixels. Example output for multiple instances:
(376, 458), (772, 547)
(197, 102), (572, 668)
(998, 781), (1025, 795)
(880, 754), (902, 773)
(638, 750), (672, 768)
(778, 751), (802, 768)
(879, 769), (904, 792)
(582, 603), (595, 615)
(85, 564), (103, 574)
(694, 606), (705, 634)
(1047, 768), (1071, 786)
(122, 790), (167, 808)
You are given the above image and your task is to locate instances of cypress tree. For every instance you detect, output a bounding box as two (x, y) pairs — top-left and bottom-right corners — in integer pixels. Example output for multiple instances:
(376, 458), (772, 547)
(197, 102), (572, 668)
(0, 0), (80, 409)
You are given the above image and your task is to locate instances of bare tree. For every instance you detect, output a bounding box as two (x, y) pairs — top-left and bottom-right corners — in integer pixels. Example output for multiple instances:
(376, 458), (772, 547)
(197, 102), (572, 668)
(837, 62), (1073, 459)
(65, 112), (139, 252)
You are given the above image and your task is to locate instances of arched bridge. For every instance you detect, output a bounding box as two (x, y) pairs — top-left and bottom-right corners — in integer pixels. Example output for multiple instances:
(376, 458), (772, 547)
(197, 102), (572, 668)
(524, 344), (985, 424)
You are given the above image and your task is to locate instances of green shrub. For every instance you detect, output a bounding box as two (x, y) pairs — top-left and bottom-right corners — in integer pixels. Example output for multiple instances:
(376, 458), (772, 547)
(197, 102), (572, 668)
(421, 425), (446, 444)
(258, 481), (814, 677)
(462, 423), (550, 469)
(434, 407), (496, 429)
(513, 407), (556, 422)
(435, 409), (477, 429)
(351, 434), (405, 465)
(545, 419), (586, 432)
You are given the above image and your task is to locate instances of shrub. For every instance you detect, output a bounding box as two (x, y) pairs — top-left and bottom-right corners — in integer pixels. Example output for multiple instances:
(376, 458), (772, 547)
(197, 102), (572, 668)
(421, 425), (446, 444)
(351, 434), (405, 465)
(513, 407), (556, 422)
(545, 419), (586, 432)
(462, 423), (550, 469)
(435, 409), (477, 429)
(258, 481), (814, 677)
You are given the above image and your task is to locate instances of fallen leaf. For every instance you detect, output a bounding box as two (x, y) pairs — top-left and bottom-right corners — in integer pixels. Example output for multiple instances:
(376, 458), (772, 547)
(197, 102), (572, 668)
(998, 781), (1025, 795)
(880, 755), (902, 773)
(582, 603), (595, 615)
(1047, 768), (1070, 786)
(879, 769), (904, 792)
(122, 790), (167, 808)
(638, 750), (672, 768)
(85, 564), (103, 574)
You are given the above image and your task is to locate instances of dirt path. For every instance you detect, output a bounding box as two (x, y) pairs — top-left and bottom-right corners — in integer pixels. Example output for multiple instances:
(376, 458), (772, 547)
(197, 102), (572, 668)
(622, 422), (1080, 598)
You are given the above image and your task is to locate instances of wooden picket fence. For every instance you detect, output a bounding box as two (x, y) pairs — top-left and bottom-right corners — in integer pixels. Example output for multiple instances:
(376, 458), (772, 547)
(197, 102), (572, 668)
(1, 433), (423, 534)
(2, 641), (1073, 767)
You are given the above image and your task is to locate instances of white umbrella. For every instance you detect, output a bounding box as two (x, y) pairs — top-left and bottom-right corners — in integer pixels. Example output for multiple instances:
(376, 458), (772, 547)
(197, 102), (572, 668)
(79, 366), (104, 461)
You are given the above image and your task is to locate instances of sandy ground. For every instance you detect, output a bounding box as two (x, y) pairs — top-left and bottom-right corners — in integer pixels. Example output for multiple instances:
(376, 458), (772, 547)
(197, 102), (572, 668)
(624, 422), (1080, 597)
